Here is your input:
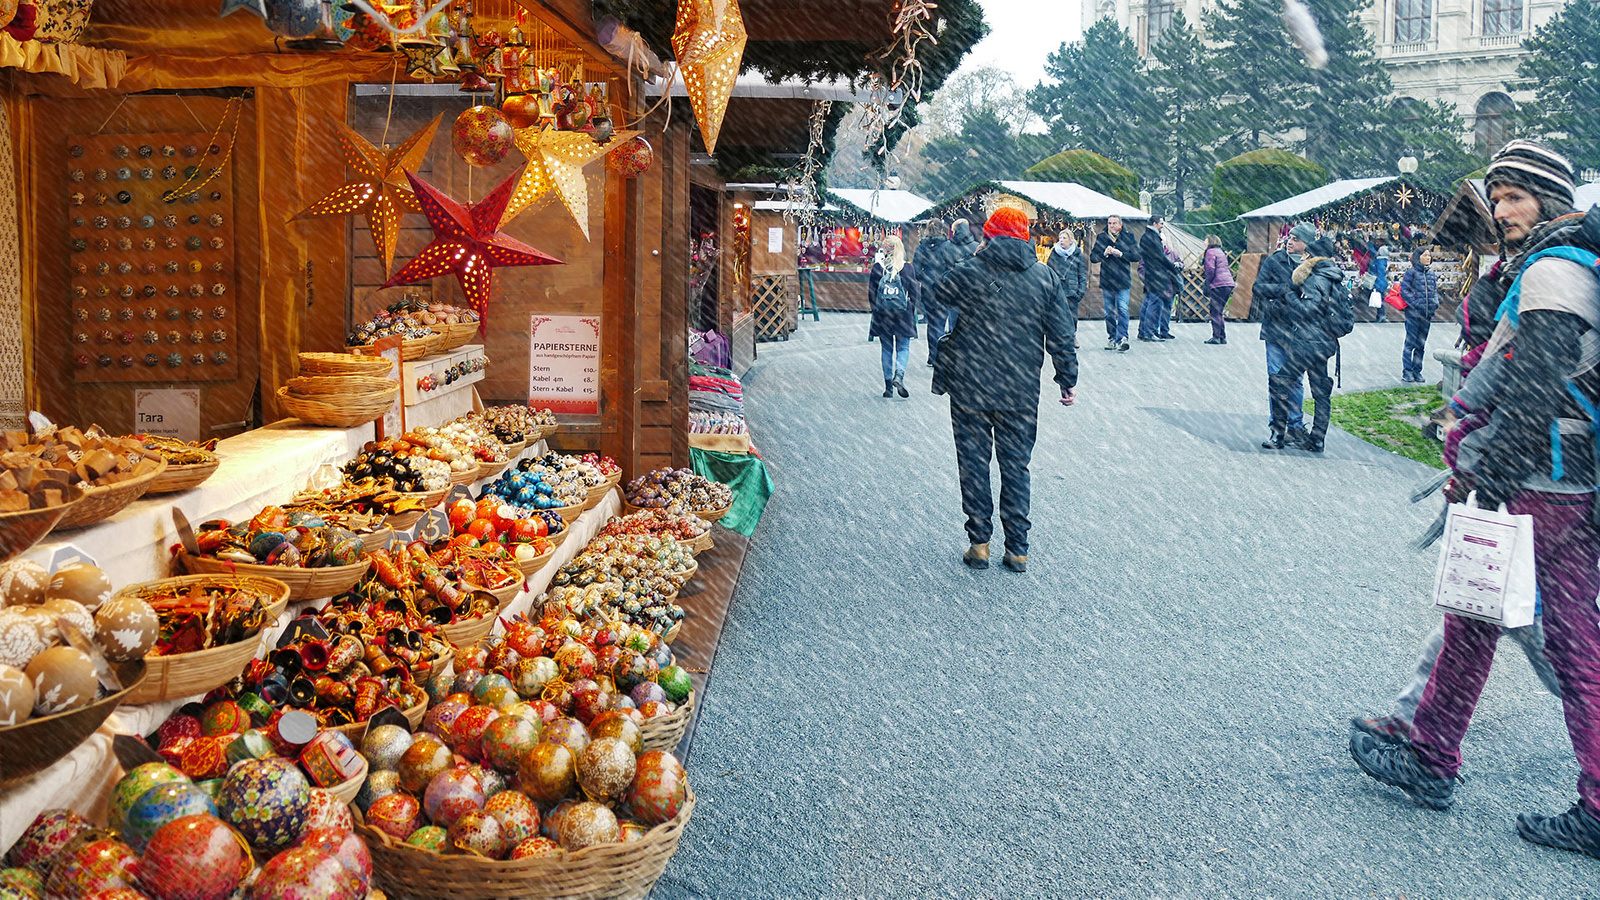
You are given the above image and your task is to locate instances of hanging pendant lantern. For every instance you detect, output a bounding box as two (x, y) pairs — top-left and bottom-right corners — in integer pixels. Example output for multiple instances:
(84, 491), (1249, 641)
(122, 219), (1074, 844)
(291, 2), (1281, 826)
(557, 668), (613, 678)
(671, 0), (746, 155)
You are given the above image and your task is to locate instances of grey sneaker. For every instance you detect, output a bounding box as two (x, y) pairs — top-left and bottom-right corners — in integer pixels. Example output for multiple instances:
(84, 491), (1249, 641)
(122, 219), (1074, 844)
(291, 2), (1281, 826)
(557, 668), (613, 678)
(1349, 732), (1457, 810)
(1351, 714), (1410, 745)
(1517, 802), (1600, 860)
(1105, 339), (1118, 350)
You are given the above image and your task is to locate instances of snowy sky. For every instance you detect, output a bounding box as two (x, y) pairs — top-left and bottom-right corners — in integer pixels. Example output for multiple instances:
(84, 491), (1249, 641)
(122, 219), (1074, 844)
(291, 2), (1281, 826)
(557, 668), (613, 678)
(956, 0), (1085, 88)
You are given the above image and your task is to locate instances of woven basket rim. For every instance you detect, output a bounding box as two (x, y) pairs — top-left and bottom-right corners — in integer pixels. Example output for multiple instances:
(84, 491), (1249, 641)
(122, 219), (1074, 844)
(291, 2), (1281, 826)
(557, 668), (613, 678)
(286, 375), (401, 396)
(178, 552), (371, 603)
(325, 755), (370, 804)
(56, 457), (169, 530)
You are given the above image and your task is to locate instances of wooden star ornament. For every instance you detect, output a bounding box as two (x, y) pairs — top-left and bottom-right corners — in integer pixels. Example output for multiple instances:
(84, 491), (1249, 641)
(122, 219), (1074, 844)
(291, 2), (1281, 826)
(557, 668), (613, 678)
(381, 169), (564, 323)
(501, 127), (641, 239)
(292, 113), (443, 273)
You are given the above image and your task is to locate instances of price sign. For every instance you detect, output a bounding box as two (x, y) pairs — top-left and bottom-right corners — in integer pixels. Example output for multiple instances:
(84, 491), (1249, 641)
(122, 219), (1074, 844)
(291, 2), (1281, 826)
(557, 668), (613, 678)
(527, 315), (601, 415)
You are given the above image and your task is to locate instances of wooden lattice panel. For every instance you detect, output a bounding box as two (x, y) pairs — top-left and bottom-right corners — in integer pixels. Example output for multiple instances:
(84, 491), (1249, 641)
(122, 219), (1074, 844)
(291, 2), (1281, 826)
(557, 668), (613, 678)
(1175, 271), (1209, 322)
(752, 274), (794, 340)
(65, 133), (238, 383)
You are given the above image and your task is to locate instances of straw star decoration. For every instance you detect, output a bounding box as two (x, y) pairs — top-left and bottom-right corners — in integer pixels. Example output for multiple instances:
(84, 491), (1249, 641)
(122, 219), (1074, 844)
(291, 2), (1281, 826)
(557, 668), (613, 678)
(501, 127), (641, 239)
(382, 169), (564, 323)
(293, 114), (443, 273)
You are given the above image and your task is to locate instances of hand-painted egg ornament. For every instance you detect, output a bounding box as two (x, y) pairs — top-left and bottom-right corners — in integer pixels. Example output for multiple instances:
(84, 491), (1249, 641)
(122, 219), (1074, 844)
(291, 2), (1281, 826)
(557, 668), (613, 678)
(37, 598), (93, 640)
(93, 598), (157, 661)
(0, 559), (49, 607)
(108, 764), (189, 832)
(481, 715), (541, 773)
(483, 790), (539, 845)
(398, 735), (455, 794)
(516, 741), (576, 804)
(246, 846), (361, 900)
(359, 724), (414, 772)
(47, 564), (114, 611)
(448, 705), (499, 762)
(0, 664), (34, 725)
(26, 646), (97, 715)
(577, 736), (635, 804)
(294, 828), (370, 891)
(138, 814), (252, 900)
(362, 793), (420, 841)
(0, 609), (47, 669)
(301, 788), (353, 834)
(423, 766), (486, 829)
(404, 825), (449, 853)
(353, 769), (401, 813)
(44, 838), (139, 898)
(605, 136), (653, 179)
(627, 749), (689, 826)
(216, 758), (311, 856)
(509, 835), (561, 859)
(451, 107), (514, 167)
(448, 809), (507, 859)
(553, 801), (618, 851)
(421, 697), (469, 743)
(122, 781), (217, 853)
(6, 808), (93, 871)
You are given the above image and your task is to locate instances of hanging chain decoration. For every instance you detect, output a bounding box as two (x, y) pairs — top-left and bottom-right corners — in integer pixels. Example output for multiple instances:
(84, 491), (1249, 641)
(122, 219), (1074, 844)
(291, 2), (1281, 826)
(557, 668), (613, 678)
(783, 98), (833, 235)
(857, 0), (938, 159)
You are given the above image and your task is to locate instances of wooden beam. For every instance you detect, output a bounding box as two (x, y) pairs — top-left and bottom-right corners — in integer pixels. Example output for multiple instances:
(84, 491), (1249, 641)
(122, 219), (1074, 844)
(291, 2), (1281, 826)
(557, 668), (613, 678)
(512, 0), (628, 77)
(740, 0), (897, 42)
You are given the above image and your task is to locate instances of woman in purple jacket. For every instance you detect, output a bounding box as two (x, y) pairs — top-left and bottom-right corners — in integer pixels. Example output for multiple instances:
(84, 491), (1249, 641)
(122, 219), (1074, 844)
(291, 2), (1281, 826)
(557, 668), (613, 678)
(1202, 235), (1235, 345)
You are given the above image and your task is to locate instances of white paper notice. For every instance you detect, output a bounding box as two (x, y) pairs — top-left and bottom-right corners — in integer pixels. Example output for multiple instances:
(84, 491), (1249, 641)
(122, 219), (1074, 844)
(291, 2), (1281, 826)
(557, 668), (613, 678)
(133, 389), (200, 442)
(528, 315), (601, 415)
(1434, 509), (1518, 620)
(767, 226), (784, 254)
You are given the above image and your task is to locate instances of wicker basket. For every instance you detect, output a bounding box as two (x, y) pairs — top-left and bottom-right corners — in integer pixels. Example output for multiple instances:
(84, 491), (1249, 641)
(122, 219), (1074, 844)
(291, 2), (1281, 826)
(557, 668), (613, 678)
(553, 500), (585, 525)
(325, 755), (369, 805)
(346, 332), (441, 362)
(383, 509), (425, 532)
(56, 458), (169, 531)
(328, 697), (428, 741)
(661, 620), (681, 645)
(355, 786), (695, 900)
(178, 552), (371, 603)
(0, 660), (147, 789)
(298, 352), (396, 378)
(413, 486), (451, 510)
(512, 545), (555, 578)
(666, 560), (698, 589)
(286, 375), (400, 397)
(0, 488), (85, 564)
(115, 574), (292, 704)
(145, 457), (220, 495)
(435, 321), (481, 351)
(685, 530), (713, 555)
(359, 526), (395, 553)
(476, 577), (523, 610)
(476, 457), (513, 481)
(694, 503), (731, 524)
(277, 384), (399, 429)
(502, 439), (527, 459)
(440, 611), (497, 646)
(640, 689), (694, 752)
(448, 465), (481, 487)
(544, 526), (568, 550)
(583, 483), (614, 510)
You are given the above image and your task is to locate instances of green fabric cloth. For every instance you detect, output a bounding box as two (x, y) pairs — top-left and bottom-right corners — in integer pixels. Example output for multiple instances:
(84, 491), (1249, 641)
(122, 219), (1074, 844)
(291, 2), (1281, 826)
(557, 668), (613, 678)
(690, 448), (773, 537)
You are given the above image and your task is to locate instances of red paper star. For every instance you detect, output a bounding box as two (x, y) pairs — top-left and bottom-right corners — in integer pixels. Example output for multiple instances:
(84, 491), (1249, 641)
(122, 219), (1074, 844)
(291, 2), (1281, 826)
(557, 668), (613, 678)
(382, 169), (563, 325)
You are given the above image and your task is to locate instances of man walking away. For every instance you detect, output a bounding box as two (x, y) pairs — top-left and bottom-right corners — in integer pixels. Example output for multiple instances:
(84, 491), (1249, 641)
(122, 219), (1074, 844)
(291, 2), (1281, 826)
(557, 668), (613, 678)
(1138, 216), (1180, 342)
(949, 218), (978, 263)
(933, 207), (1078, 574)
(1256, 223), (1311, 447)
(916, 219), (955, 367)
(1091, 215), (1141, 351)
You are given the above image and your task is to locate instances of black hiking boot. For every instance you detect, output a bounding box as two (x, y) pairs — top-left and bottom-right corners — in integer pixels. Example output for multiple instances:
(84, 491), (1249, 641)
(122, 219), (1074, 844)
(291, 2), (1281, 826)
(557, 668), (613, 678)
(1349, 732), (1457, 810)
(1517, 802), (1600, 860)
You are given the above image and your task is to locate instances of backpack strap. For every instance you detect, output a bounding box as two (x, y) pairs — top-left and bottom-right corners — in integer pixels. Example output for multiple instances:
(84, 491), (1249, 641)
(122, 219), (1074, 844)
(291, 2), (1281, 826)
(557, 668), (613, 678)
(1496, 247), (1600, 328)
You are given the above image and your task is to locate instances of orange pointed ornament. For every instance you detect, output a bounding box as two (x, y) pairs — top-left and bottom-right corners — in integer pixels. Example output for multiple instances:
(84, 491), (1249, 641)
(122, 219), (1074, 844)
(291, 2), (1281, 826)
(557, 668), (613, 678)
(501, 126), (641, 239)
(381, 169), (563, 324)
(292, 114), (443, 272)
(672, 0), (746, 155)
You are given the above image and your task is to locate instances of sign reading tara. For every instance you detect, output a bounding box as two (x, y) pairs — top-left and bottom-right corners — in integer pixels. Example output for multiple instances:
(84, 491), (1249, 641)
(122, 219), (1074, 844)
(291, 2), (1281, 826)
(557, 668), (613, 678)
(528, 315), (601, 415)
(133, 389), (200, 442)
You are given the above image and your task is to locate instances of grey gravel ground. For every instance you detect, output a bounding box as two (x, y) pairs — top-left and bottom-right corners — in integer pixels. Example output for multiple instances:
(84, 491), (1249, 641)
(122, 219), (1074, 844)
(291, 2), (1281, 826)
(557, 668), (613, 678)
(653, 314), (1597, 900)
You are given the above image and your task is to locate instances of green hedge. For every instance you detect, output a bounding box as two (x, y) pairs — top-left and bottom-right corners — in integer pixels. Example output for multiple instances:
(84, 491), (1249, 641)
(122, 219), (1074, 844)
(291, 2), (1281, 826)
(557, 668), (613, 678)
(1212, 149), (1326, 223)
(1024, 150), (1140, 206)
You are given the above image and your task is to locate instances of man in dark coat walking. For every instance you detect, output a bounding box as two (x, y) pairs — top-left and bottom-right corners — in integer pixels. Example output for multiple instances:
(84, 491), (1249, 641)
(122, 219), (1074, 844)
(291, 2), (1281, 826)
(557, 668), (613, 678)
(915, 218), (957, 368)
(1091, 215), (1141, 351)
(934, 207), (1078, 573)
(1254, 223), (1311, 446)
(1265, 236), (1344, 452)
(1137, 216), (1180, 342)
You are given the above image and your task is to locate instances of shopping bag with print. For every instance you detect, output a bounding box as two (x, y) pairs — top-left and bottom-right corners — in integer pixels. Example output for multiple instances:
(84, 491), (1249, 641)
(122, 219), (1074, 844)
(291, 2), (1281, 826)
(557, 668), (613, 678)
(1431, 500), (1536, 627)
(1368, 289), (1383, 308)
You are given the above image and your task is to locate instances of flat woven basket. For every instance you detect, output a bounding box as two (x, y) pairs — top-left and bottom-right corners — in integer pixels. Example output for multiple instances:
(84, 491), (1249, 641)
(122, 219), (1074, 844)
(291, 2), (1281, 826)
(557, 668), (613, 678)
(476, 457), (513, 481)
(640, 689), (694, 752)
(178, 551), (371, 603)
(359, 526), (395, 553)
(56, 458), (169, 530)
(440, 611), (498, 646)
(298, 352), (396, 378)
(513, 545), (555, 578)
(285, 375), (399, 396)
(145, 457), (220, 495)
(325, 755), (369, 805)
(435, 321), (481, 351)
(383, 509), (426, 532)
(355, 786), (695, 900)
(346, 332), (441, 362)
(277, 384), (398, 429)
(502, 439), (527, 459)
(449, 464), (481, 486)
(0, 660), (146, 789)
(545, 526), (568, 549)
(115, 574), (292, 704)
(583, 482), (614, 510)
(686, 530), (713, 555)
(553, 499), (586, 525)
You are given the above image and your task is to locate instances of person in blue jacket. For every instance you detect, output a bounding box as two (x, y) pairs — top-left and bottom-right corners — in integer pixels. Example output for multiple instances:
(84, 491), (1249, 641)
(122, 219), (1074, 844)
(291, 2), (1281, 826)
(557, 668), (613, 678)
(1400, 247), (1440, 382)
(1369, 241), (1391, 323)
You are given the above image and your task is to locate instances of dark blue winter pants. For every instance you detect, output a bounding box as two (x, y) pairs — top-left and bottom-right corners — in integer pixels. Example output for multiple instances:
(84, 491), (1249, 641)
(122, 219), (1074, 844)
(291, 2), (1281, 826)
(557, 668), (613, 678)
(952, 405), (1038, 557)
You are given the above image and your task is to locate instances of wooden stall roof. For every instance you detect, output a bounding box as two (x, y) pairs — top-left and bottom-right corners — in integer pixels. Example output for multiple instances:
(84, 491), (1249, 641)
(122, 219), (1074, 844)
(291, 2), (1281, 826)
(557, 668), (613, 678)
(1431, 179), (1497, 252)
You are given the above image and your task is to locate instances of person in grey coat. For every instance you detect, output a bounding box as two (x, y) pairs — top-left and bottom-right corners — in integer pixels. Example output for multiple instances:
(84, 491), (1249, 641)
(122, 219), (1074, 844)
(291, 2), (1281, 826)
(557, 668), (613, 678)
(1255, 224), (1312, 445)
(1046, 228), (1088, 315)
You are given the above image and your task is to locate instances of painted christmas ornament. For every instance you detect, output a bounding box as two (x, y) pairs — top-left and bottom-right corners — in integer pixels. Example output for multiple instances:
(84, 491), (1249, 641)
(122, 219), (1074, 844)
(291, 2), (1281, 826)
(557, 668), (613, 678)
(451, 668), (484, 695)
(43, 837), (139, 898)
(179, 735), (232, 781)
(0, 610), (46, 670)
(200, 700), (250, 736)
(246, 846), (361, 900)
(421, 697), (469, 742)
(468, 762), (508, 799)
(137, 814), (252, 900)
(577, 736), (635, 804)
(627, 749), (689, 826)
(404, 825), (449, 853)
(398, 735), (454, 794)
(448, 705), (499, 762)
(216, 758), (311, 856)
(93, 598), (157, 661)
(483, 790), (539, 845)
(0, 559), (49, 606)
(657, 665), (692, 704)
(47, 563), (114, 611)
(0, 664), (34, 725)
(295, 827), (370, 891)
(7, 808), (92, 871)
(37, 598), (93, 641)
(27, 646), (97, 715)
(450, 107), (514, 167)
(0, 869), (41, 897)
(553, 801), (618, 851)
(516, 741), (576, 804)
(360, 724), (413, 772)
(513, 656), (558, 698)
(469, 673), (514, 705)
(605, 136), (653, 179)
(353, 769), (401, 814)
(588, 711), (643, 756)
(298, 789), (350, 834)
(500, 94), (541, 131)
(362, 793), (420, 841)
(108, 764), (189, 832)
(122, 781), (217, 853)
(509, 836), (561, 859)
(423, 766), (486, 829)
(542, 717), (588, 756)
(481, 715), (541, 773)
(448, 809), (506, 859)
(617, 821), (649, 843)
(155, 715), (202, 749)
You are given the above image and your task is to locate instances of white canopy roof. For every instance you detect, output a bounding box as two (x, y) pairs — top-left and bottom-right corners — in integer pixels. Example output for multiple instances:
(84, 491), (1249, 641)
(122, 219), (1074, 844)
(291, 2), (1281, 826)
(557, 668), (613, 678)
(990, 181), (1149, 221)
(1575, 181), (1600, 210)
(826, 189), (936, 224)
(1241, 177), (1393, 219)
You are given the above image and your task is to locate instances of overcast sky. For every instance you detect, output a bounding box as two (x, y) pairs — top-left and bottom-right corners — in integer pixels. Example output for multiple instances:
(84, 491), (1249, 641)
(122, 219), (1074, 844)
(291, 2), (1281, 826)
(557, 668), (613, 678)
(956, 0), (1084, 88)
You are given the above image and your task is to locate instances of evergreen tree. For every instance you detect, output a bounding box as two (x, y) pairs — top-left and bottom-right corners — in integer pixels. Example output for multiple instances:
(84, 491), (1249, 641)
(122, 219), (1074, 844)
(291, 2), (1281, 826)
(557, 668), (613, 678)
(1515, 0), (1600, 172)
(1204, 0), (1308, 150)
(919, 107), (1051, 198)
(1298, 0), (1397, 176)
(1028, 20), (1154, 177)
(1148, 12), (1222, 215)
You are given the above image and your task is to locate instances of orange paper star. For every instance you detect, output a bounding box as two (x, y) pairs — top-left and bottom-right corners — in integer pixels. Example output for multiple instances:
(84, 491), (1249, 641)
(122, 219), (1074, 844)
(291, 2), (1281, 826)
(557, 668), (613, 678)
(501, 127), (641, 239)
(293, 113), (443, 273)
(673, 0), (746, 155)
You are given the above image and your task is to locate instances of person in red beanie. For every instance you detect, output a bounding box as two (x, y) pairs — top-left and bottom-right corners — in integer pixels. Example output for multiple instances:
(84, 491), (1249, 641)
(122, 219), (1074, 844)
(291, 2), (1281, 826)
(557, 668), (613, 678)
(932, 207), (1078, 573)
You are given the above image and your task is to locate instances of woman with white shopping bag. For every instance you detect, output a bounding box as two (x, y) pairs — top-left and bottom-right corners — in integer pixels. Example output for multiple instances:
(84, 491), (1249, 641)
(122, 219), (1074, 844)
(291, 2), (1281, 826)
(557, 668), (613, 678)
(1350, 141), (1600, 861)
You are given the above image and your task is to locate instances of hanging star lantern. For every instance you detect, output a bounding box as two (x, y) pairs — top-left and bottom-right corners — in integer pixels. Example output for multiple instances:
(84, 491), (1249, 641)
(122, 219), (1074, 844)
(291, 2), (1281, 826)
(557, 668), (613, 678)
(672, 0), (746, 155)
(381, 169), (563, 323)
(501, 127), (641, 239)
(292, 114), (443, 273)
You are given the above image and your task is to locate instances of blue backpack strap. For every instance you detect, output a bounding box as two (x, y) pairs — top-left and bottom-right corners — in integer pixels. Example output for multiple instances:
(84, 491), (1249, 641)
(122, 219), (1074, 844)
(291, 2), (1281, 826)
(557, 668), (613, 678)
(1565, 380), (1600, 491)
(1497, 247), (1600, 328)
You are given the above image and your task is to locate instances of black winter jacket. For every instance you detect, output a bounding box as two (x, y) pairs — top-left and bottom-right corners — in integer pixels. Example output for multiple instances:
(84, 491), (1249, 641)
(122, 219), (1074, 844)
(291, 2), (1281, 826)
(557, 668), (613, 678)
(1090, 229), (1142, 292)
(1280, 255), (1346, 359)
(914, 235), (958, 317)
(1253, 249), (1296, 344)
(949, 221), (978, 261)
(1047, 243), (1088, 307)
(1139, 228), (1179, 294)
(933, 236), (1078, 410)
(868, 262), (920, 341)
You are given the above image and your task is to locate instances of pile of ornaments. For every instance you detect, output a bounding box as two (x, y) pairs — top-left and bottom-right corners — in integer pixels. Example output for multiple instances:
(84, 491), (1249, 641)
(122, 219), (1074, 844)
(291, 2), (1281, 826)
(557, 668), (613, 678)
(481, 405), (556, 441)
(445, 497), (558, 567)
(382, 296), (478, 330)
(397, 428), (480, 476)
(343, 441), (452, 493)
(147, 703), (366, 796)
(480, 456), (588, 511)
(0, 560), (153, 726)
(597, 508), (710, 546)
(623, 469), (732, 516)
(0, 425), (165, 512)
(435, 419), (509, 466)
(544, 534), (692, 635)
(186, 508), (366, 569)
(576, 452), (622, 484)
(2, 755), (371, 900)
(341, 544), (502, 630)
(345, 309), (437, 348)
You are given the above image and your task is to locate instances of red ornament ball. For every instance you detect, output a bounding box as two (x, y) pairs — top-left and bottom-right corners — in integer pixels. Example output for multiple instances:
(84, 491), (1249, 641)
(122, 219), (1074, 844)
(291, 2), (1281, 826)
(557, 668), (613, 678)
(606, 136), (653, 178)
(246, 846), (362, 900)
(138, 815), (251, 900)
(451, 106), (515, 168)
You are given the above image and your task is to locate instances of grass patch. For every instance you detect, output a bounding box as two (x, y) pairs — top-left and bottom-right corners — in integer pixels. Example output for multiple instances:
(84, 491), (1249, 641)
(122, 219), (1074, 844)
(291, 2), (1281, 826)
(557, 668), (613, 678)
(1306, 385), (1445, 468)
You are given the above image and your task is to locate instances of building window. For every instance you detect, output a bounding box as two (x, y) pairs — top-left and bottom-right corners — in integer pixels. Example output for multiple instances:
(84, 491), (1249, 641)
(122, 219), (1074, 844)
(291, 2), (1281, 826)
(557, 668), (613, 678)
(1482, 0), (1522, 35)
(1394, 0), (1431, 42)
(1475, 93), (1516, 156)
(1148, 0), (1174, 47)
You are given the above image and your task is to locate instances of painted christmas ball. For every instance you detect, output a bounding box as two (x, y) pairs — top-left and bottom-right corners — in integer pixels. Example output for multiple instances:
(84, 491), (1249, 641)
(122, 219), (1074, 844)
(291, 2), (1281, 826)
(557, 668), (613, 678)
(617, 821), (649, 843)
(629, 681), (666, 708)
(362, 793), (420, 841)
(246, 846), (361, 900)
(178, 735), (232, 781)
(353, 769), (401, 814)
(499, 93), (541, 131)
(509, 835), (562, 859)
(404, 825), (449, 853)
(81, 890), (151, 900)
(627, 749), (689, 826)
(483, 790), (539, 845)
(44, 837), (139, 898)
(606, 136), (653, 179)
(425, 667), (454, 705)
(448, 809), (506, 859)
(397, 735), (454, 794)
(542, 799), (576, 838)
(0, 560), (49, 607)
(469, 672), (514, 705)
(295, 827), (370, 891)
(481, 714), (541, 773)
(47, 564), (114, 611)
(657, 665), (691, 704)
(303, 788), (354, 834)
(0, 609), (47, 669)
(423, 766), (486, 829)
(587, 711), (643, 756)
(448, 705), (500, 762)
(93, 598), (157, 661)
(577, 736), (636, 804)
(138, 814), (252, 900)
(216, 758), (311, 856)
(37, 598), (93, 641)
(0, 664), (34, 725)
(553, 801), (618, 851)
(421, 698), (469, 743)
(109, 764), (189, 832)
(123, 780), (217, 853)
(467, 762), (508, 799)
(513, 656), (559, 698)
(516, 741), (576, 804)
(542, 717), (588, 756)
(451, 667), (484, 696)
(155, 715), (202, 749)
(0, 869), (40, 897)
(6, 808), (92, 871)
(199, 700), (250, 737)
(451, 106), (514, 167)
(638, 700), (673, 719)
(359, 724), (413, 772)
(25, 646), (96, 715)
